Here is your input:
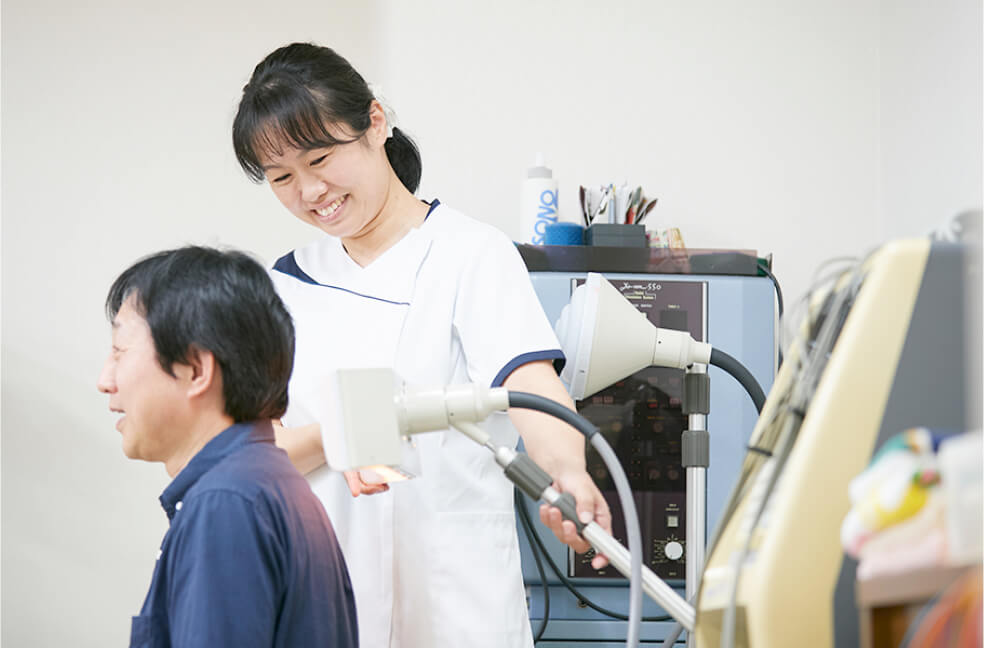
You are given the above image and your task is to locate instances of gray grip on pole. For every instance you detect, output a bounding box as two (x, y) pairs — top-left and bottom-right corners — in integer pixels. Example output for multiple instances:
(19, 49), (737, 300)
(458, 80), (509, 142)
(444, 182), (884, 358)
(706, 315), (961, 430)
(682, 429), (710, 468)
(683, 372), (710, 415)
(503, 452), (554, 501)
(553, 492), (585, 533)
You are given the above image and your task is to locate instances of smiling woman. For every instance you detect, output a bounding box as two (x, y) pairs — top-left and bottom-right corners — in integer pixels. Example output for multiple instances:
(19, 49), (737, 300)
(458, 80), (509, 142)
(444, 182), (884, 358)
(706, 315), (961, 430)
(259, 135), (398, 248)
(231, 42), (612, 648)
(233, 43), (426, 266)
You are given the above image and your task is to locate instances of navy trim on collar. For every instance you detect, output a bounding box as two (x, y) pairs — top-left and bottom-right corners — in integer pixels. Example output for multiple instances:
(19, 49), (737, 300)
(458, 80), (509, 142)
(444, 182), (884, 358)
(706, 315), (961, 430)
(273, 252), (319, 286)
(271, 200), (439, 302)
(159, 420), (275, 519)
(424, 199), (441, 219)
(272, 251), (410, 306)
(491, 350), (567, 388)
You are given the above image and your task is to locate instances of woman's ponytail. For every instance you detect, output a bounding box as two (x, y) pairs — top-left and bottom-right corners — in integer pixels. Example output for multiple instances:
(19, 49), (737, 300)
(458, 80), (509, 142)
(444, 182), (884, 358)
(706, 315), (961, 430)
(384, 127), (422, 194)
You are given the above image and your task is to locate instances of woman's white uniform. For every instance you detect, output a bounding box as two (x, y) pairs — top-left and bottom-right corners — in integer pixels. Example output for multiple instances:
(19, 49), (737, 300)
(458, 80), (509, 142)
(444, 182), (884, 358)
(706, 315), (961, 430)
(270, 201), (564, 648)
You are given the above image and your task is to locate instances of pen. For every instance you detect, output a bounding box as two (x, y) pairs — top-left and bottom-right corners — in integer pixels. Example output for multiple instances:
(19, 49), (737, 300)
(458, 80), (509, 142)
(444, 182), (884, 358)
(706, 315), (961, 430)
(636, 198), (658, 225)
(607, 184), (616, 224)
(625, 187), (642, 224)
(593, 186), (613, 224)
(580, 186), (590, 227)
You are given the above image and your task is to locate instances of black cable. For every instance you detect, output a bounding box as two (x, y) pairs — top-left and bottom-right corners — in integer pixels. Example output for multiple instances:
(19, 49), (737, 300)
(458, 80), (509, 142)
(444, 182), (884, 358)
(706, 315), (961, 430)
(510, 391), (669, 622)
(745, 445), (773, 457)
(510, 390), (680, 626)
(507, 391), (599, 440)
(758, 260), (785, 369)
(709, 347), (767, 414)
(515, 488), (672, 623)
(515, 489), (549, 643)
(757, 260), (784, 318)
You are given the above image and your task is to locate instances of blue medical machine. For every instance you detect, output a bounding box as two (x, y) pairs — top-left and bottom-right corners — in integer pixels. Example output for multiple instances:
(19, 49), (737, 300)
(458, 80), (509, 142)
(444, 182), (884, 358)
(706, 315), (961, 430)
(516, 246), (777, 646)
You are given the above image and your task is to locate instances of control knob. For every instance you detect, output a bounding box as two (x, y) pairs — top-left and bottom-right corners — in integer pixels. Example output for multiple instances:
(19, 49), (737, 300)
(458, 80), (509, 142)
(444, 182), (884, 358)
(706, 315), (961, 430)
(663, 540), (684, 561)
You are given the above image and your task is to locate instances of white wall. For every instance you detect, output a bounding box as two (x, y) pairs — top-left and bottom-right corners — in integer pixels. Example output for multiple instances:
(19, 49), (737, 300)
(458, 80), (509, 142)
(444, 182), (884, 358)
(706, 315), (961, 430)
(376, 0), (885, 302)
(2, 2), (385, 645)
(880, 0), (983, 236)
(2, 1), (980, 646)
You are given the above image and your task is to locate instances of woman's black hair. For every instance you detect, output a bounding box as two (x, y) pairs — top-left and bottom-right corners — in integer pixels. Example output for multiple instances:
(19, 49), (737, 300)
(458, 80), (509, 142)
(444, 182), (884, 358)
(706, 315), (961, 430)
(106, 246), (295, 422)
(233, 42), (422, 193)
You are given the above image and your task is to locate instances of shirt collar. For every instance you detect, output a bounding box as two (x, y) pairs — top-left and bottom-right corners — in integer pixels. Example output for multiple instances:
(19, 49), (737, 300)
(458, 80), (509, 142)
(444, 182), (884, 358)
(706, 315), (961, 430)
(424, 198), (440, 220)
(159, 420), (275, 519)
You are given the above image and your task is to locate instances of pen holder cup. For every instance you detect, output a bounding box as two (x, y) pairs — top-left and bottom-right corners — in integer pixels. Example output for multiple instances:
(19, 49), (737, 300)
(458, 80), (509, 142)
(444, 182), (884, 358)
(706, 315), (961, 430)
(584, 223), (647, 247)
(544, 222), (585, 245)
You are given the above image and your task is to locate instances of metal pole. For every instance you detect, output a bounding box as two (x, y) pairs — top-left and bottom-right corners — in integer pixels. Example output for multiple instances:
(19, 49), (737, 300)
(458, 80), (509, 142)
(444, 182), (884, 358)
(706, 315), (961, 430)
(685, 444), (706, 600)
(682, 365), (710, 647)
(581, 523), (696, 631)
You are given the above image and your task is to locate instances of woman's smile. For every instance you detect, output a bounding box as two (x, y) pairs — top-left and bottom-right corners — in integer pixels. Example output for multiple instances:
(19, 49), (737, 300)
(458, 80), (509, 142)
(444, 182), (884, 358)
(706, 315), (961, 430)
(313, 194), (348, 224)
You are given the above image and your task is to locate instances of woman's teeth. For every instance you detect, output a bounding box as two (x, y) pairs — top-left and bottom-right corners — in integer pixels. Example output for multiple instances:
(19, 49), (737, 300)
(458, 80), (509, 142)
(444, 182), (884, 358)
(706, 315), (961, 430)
(315, 196), (346, 217)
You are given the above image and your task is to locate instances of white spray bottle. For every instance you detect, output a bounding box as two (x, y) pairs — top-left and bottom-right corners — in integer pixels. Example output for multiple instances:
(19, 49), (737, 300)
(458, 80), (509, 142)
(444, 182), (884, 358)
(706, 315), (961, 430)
(520, 153), (559, 245)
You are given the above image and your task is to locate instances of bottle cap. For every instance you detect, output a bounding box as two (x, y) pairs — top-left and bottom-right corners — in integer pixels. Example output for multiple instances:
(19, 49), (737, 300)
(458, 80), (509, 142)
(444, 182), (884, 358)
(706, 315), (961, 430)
(528, 152), (552, 179)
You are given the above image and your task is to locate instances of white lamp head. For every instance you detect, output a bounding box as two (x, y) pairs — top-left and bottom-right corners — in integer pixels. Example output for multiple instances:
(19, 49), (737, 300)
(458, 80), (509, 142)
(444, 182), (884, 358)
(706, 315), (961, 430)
(325, 368), (413, 482)
(555, 273), (660, 399)
(554, 273), (713, 400)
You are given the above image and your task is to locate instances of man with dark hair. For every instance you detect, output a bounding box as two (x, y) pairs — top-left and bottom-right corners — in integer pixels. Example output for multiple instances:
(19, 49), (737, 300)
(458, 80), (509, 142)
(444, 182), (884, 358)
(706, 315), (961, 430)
(98, 246), (358, 648)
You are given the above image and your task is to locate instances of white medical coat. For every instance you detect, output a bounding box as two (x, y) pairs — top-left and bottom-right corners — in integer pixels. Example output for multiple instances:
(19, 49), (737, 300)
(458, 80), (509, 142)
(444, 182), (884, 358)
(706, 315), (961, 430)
(270, 201), (564, 648)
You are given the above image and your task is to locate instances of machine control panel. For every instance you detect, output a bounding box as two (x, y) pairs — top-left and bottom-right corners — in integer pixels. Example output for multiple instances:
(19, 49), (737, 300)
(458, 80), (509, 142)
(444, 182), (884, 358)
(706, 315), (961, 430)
(568, 279), (706, 581)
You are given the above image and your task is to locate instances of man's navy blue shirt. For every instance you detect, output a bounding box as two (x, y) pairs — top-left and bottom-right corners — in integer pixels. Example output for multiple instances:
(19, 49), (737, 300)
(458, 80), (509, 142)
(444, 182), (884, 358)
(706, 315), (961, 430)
(130, 420), (358, 647)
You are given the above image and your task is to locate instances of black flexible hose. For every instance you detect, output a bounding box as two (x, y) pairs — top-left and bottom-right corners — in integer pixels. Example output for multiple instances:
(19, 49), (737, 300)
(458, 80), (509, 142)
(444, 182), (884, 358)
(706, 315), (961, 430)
(758, 260), (785, 369)
(516, 488), (550, 643)
(515, 489), (672, 623)
(709, 347), (767, 413)
(509, 390), (677, 627)
(757, 260), (784, 318)
(508, 391), (673, 623)
(507, 391), (599, 440)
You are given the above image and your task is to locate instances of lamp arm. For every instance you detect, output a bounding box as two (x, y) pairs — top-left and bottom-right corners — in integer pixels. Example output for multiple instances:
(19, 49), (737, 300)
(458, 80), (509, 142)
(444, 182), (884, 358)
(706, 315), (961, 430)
(389, 380), (697, 631)
(396, 383), (510, 434)
(648, 325), (767, 413)
(653, 327), (712, 368)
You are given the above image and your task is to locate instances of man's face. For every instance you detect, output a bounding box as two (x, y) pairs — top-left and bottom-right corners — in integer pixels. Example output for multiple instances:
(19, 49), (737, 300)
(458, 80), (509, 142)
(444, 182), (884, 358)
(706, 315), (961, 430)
(97, 297), (189, 464)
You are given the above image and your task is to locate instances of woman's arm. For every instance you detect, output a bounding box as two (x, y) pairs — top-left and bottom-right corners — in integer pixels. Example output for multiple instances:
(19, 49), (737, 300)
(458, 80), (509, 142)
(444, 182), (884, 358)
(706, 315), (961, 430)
(503, 359), (611, 568)
(272, 421), (389, 495)
(272, 421), (326, 475)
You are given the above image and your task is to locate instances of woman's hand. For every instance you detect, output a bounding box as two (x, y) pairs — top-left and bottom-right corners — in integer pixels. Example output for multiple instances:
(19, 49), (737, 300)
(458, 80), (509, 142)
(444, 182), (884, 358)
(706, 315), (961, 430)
(342, 469), (391, 497)
(503, 360), (612, 569)
(273, 421), (390, 496)
(537, 468), (611, 569)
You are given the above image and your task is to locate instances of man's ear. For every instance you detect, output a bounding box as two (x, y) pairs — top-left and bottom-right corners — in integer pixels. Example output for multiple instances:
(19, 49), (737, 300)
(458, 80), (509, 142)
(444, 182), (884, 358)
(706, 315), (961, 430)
(181, 346), (220, 400)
